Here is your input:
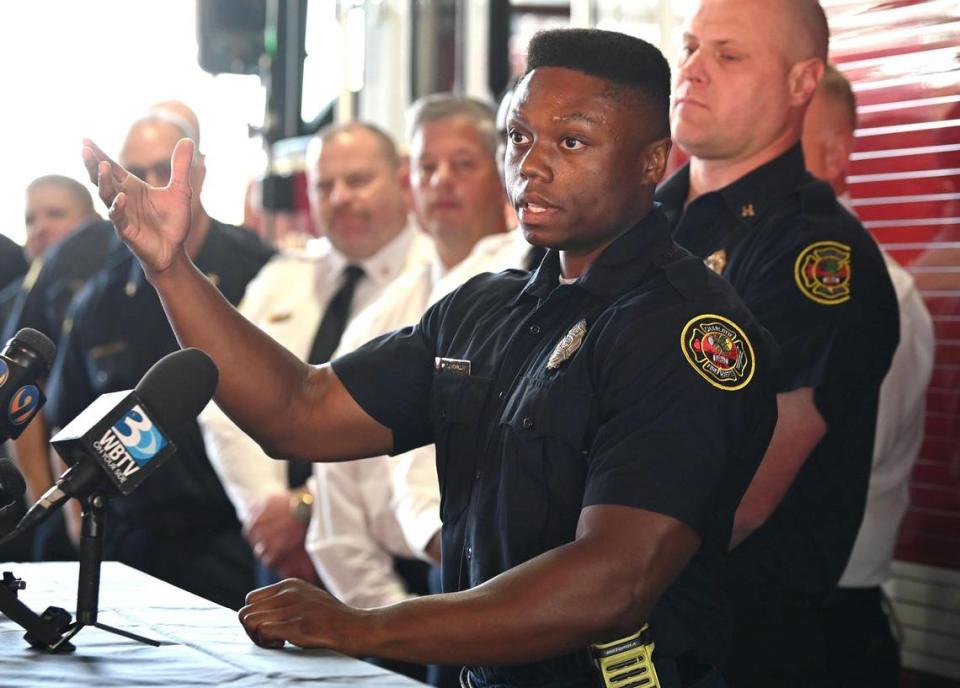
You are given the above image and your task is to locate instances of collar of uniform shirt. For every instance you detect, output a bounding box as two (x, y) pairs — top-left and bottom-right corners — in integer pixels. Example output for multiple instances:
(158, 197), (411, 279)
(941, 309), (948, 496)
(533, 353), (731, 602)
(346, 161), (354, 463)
(510, 207), (675, 307)
(327, 220), (419, 291)
(660, 143), (808, 228)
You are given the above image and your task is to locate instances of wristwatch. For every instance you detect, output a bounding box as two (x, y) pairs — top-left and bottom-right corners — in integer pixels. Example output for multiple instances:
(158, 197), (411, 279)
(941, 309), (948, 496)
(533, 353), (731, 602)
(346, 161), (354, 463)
(289, 488), (314, 524)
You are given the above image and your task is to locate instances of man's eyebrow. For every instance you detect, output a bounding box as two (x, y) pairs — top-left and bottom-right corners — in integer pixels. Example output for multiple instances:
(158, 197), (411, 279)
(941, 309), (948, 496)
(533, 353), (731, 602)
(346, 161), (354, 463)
(552, 111), (603, 126)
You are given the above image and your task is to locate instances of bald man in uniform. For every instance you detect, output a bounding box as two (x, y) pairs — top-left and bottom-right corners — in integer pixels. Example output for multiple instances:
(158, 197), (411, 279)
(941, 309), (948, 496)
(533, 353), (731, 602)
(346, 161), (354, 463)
(46, 102), (274, 607)
(656, 2), (899, 686)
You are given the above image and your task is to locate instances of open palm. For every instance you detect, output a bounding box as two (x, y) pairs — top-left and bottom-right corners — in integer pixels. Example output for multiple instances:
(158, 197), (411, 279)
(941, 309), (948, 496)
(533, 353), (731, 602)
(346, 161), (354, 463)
(81, 137), (194, 274)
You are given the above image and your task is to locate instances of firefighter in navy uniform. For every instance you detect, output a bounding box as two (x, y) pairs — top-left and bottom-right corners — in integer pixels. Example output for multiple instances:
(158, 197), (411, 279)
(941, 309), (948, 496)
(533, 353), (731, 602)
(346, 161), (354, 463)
(656, 1), (899, 685)
(45, 106), (275, 609)
(85, 31), (777, 688)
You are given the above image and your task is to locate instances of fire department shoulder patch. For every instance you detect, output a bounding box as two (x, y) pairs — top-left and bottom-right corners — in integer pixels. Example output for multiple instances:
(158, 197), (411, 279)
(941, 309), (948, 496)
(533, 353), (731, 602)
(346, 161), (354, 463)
(681, 314), (755, 391)
(794, 241), (851, 305)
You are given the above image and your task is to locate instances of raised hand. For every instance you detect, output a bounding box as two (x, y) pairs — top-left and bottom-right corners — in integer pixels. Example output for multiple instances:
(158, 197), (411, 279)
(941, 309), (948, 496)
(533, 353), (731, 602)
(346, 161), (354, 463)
(81, 137), (194, 275)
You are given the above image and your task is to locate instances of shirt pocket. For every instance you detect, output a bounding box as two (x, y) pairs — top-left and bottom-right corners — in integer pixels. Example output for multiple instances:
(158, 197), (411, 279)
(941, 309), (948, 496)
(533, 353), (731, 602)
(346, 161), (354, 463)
(429, 372), (492, 525)
(498, 377), (593, 555)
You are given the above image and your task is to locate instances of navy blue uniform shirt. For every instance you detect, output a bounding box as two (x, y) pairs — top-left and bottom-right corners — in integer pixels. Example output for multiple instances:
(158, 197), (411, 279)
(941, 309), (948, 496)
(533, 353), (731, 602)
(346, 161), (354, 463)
(333, 207), (779, 686)
(45, 220), (274, 609)
(657, 145), (899, 598)
(0, 234), (27, 292)
(2, 219), (119, 345)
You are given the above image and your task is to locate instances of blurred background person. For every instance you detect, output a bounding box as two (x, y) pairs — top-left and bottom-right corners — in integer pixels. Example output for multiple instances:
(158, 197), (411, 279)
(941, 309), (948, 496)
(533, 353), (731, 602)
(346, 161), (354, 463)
(200, 120), (433, 596)
(803, 64), (935, 688)
(2, 175), (115, 562)
(42, 101), (275, 609)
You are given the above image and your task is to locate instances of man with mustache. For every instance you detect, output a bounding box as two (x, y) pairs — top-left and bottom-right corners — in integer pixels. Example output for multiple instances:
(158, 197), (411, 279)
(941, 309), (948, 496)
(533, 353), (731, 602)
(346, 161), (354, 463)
(202, 121), (433, 587)
(85, 29), (777, 688)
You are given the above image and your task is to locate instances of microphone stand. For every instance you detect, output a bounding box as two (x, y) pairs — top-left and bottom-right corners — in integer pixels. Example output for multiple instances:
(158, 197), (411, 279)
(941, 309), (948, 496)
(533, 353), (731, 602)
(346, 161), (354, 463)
(51, 492), (162, 650)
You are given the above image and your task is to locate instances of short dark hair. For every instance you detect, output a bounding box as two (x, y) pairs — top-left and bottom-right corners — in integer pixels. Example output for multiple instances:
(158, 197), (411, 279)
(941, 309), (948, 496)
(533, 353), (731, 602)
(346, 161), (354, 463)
(524, 28), (671, 138)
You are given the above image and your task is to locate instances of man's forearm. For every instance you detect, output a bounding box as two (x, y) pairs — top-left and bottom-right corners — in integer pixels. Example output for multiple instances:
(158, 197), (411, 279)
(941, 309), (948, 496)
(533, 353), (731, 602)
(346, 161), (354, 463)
(149, 255), (392, 463)
(731, 387), (826, 548)
(359, 530), (675, 665)
(149, 256), (317, 457)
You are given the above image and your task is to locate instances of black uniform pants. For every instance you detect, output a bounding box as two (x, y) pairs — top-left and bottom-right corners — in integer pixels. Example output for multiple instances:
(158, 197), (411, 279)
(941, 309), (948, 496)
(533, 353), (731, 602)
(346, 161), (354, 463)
(722, 580), (833, 688)
(818, 586), (899, 688)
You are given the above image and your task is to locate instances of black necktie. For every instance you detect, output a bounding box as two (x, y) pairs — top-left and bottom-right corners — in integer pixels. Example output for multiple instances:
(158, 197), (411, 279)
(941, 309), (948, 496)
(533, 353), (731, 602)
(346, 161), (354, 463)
(307, 264), (366, 365)
(288, 264), (365, 488)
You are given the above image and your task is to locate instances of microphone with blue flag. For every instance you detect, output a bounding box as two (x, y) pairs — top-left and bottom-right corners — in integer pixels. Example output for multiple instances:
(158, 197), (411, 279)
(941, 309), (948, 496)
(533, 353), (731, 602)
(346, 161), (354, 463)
(7, 348), (219, 540)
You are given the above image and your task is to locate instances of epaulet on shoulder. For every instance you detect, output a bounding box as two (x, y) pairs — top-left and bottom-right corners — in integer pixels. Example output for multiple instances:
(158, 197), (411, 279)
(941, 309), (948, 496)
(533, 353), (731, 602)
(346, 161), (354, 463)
(796, 177), (840, 222)
(661, 249), (707, 301)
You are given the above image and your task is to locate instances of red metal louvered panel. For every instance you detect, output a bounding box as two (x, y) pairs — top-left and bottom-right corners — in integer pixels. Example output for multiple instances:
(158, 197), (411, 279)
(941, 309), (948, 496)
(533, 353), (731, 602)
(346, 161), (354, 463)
(824, 0), (960, 577)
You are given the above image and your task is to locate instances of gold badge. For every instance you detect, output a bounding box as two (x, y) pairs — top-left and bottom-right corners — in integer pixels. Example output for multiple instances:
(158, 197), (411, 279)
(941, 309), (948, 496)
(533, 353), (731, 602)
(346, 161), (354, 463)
(267, 311), (293, 323)
(547, 319), (587, 371)
(794, 241), (851, 305)
(741, 204), (755, 218)
(681, 314), (755, 391)
(704, 249), (727, 274)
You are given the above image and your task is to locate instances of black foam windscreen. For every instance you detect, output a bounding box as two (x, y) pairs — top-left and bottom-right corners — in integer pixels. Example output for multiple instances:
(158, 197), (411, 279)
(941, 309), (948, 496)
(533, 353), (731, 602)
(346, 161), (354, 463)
(135, 348), (219, 430)
(5, 328), (56, 372)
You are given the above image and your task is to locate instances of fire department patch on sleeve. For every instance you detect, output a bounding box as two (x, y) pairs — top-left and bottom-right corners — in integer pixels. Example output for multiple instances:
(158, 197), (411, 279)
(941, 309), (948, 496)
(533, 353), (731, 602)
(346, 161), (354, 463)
(680, 314), (755, 391)
(794, 241), (851, 305)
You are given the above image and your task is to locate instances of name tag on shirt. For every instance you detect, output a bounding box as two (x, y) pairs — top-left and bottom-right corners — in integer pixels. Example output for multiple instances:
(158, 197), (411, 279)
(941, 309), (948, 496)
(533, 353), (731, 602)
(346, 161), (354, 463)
(435, 357), (471, 376)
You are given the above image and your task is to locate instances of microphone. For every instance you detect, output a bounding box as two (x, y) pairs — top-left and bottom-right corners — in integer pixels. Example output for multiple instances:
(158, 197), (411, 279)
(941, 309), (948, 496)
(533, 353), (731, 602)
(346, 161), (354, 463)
(10, 348), (218, 537)
(0, 328), (56, 442)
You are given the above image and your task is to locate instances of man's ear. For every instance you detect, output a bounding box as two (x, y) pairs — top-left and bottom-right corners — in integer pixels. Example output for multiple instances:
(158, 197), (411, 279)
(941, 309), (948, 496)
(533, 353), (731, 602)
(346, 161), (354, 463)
(640, 136), (672, 187)
(396, 154), (411, 190)
(789, 58), (825, 108)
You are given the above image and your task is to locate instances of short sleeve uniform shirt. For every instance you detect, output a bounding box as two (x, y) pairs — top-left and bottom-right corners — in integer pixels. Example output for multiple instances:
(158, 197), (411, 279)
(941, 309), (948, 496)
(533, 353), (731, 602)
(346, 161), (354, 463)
(333, 207), (779, 684)
(657, 145), (900, 597)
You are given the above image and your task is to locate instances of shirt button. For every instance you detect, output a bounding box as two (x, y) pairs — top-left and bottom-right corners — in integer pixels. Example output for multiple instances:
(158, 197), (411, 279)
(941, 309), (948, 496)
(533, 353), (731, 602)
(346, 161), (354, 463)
(497, 390), (506, 400)
(475, 470), (482, 480)
(522, 416), (534, 430)
(465, 547), (473, 560)
(529, 324), (541, 335)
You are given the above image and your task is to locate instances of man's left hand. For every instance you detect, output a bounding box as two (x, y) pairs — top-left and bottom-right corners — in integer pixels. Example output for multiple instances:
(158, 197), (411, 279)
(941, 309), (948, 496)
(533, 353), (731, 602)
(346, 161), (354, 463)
(238, 578), (366, 652)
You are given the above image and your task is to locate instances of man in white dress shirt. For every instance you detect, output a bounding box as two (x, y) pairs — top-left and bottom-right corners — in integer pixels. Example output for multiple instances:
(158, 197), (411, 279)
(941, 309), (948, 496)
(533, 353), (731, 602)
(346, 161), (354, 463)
(307, 95), (533, 620)
(803, 63), (935, 688)
(200, 122), (433, 585)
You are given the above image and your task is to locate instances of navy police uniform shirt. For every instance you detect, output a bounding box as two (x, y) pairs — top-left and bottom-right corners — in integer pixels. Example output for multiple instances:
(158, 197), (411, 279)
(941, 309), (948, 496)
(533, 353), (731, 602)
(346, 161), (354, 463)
(333, 207), (779, 685)
(0, 234), (27, 292)
(45, 220), (274, 609)
(2, 219), (119, 345)
(657, 145), (899, 598)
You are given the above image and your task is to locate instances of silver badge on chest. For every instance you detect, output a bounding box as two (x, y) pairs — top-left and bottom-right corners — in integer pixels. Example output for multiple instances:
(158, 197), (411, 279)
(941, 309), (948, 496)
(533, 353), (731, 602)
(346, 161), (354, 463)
(547, 319), (588, 371)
